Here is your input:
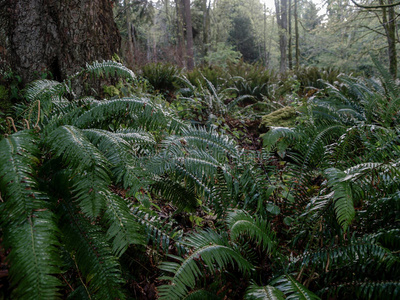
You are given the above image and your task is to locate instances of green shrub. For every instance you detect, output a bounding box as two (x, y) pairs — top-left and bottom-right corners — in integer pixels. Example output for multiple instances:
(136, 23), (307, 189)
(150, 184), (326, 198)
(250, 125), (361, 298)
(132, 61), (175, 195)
(141, 62), (181, 98)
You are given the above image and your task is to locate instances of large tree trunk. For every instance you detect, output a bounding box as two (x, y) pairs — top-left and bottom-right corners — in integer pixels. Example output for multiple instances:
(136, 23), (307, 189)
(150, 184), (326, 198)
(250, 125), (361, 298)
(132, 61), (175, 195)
(275, 0), (288, 73)
(3, 0), (120, 83)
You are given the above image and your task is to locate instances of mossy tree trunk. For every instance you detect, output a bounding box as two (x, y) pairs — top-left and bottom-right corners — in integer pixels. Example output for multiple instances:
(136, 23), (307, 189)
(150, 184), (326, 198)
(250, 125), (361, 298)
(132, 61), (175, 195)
(3, 0), (120, 83)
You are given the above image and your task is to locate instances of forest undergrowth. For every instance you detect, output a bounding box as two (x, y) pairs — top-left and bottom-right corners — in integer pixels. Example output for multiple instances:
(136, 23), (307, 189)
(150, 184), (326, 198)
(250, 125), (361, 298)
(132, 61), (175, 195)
(0, 60), (399, 300)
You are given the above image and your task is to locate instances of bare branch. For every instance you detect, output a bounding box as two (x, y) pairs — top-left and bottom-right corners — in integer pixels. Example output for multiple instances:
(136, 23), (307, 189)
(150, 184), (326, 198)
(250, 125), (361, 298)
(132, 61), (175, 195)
(350, 0), (400, 9)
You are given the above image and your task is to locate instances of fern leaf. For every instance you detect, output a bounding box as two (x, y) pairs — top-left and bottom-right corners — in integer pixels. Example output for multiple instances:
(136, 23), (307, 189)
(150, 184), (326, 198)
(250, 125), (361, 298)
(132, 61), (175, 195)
(325, 168), (355, 231)
(274, 275), (320, 300)
(158, 230), (253, 299)
(163, 127), (238, 159)
(131, 207), (186, 254)
(84, 60), (135, 81)
(151, 177), (198, 211)
(182, 289), (222, 300)
(73, 97), (166, 130)
(60, 203), (126, 300)
(82, 129), (146, 190)
(104, 194), (145, 256)
(48, 125), (112, 217)
(5, 210), (62, 300)
(245, 283), (285, 300)
(0, 130), (44, 221)
(227, 210), (276, 253)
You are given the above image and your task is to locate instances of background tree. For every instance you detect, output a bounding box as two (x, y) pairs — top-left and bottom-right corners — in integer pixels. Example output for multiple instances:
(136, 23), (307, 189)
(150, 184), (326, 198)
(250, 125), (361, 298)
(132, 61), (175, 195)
(228, 15), (259, 62)
(275, 0), (289, 73)
(184, 0), (195, 69)
(350, 0), (399, 77)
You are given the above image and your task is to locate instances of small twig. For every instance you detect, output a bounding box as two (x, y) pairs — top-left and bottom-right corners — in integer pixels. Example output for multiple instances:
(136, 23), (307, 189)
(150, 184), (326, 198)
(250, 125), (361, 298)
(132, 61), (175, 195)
(6, 117), (17, 133)
(61, 274), (75, 292)
(296, 264), (305, 281)
(23, 119), (30, 129)
(35, 100), (41, 128)
(73, 255), (92, 299)
(325, 252), (330, 273)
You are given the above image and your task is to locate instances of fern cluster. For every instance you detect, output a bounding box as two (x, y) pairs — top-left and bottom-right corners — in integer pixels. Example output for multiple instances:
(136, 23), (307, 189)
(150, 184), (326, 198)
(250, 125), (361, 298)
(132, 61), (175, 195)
(1, 60), (399, 299)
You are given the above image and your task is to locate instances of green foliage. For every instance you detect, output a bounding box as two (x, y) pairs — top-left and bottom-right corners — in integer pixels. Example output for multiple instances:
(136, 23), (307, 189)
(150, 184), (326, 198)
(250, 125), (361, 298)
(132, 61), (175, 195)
(1, 59), (399, 300)
(294, 67), (341, 93)
(158, 229), (253, 299)
(273, 275), (320, 300)
(0, 62), (149, 299)
(227, 210), (276, 253)
(0, 130), (62, 299)
(245, 284), (285, 300)
(141, 63), (181, 97)
(227, 62), (275, 100)
(204, 43), (243, 68)
(158, 210), (278, 299)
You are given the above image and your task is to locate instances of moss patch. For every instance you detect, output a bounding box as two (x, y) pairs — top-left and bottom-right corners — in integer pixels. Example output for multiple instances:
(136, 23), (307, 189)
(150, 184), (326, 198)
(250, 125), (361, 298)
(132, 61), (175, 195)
(103, 85), (121, 98)
(260, 106), (297, 129)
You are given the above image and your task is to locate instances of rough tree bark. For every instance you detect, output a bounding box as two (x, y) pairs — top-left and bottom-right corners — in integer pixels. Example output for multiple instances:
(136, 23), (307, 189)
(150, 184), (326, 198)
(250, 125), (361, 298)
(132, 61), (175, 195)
(2, 0), (120, 83)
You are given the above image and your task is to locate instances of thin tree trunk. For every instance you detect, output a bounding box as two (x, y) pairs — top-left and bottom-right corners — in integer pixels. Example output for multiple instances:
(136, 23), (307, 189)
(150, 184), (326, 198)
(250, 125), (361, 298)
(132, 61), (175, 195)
(124, 0), (134, 67)
(183, 0), (194, 70)
(288, 0), (292, 70)
(379, 0), (397, 77)
(175, 0), (186, 67)
(386, 0), (397, 77)
(202, 0), (211, 58)
(294, 0), (299, 69)
(275, 0), (288, 73)
(264, 4), (267, 66)
(267, 8), (275, 69)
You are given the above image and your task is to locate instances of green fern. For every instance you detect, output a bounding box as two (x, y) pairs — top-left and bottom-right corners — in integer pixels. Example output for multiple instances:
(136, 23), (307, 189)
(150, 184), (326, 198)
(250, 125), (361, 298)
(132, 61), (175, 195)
(131, 207), (186, 254)
(324, 168), (355, 231)
(158, 230), (253, 299)
(4, 210), (62, 300)
(245, 283), (285, 300)
(48, 125), (112, 217)
(60, 202), (126, 300)
(0, 130), (43, 220)
(273, 275), (320, 300)
(227, 210), (276, 253)
(0, 131), (62, 299)
(182, 289), (222, 300)
(104, 194), (145, 256)
(83, 60), (136, 81)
